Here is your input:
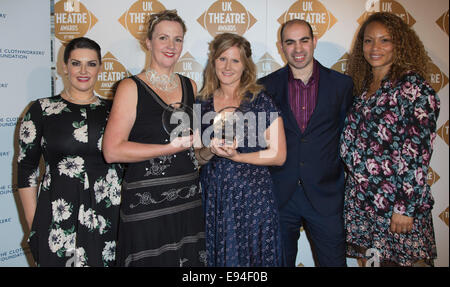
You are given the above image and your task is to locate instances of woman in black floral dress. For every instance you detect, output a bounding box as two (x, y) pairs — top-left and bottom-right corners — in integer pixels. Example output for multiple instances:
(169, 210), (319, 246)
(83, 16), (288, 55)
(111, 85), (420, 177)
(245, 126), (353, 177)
(17, 37), (121, 267)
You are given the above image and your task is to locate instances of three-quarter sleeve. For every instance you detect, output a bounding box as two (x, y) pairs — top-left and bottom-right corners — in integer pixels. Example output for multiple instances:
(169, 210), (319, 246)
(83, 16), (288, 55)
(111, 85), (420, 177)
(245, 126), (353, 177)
(17, 100), (44, 188)
(255, 91), (282, 128)
(393, 74), (440, 217)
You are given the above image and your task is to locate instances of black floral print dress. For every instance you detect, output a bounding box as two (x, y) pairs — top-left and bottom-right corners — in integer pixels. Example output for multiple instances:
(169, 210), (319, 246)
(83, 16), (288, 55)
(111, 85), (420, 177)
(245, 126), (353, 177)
(17, 95), (122, 267)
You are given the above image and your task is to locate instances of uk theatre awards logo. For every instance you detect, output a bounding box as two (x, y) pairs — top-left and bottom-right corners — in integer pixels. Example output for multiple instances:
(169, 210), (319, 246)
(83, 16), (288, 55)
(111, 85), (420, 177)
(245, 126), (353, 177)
(256, 53), (282, 79)
(359, 0), (416, 27)
(94, 52), (131, 99)
(278, 0), (338, 39)
(426, 61), (449, 95)
(439, 207), (449, 227)
(54, 0), (98, 43)
(174, 52), (204, 92)
(436, 10), (449, 36)
(197, 0), (257, 37)
(437, 120), (449, 146)
(118, 0), (166, 42)
(331, 53), (350, 74)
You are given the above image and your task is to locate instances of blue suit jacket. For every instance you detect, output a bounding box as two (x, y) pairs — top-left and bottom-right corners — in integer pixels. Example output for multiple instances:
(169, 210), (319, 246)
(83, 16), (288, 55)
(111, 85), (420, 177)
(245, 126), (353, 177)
(259, 62), (353, 216)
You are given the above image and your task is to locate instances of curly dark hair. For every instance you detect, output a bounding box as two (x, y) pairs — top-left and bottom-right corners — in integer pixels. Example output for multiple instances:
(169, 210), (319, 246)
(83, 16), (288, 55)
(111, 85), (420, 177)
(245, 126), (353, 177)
(346, 12), (430, 95)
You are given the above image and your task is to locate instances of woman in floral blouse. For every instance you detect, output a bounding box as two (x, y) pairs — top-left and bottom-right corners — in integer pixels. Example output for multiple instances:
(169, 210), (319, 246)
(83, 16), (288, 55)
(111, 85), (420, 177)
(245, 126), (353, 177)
(17, 37), (121, 266)
(340, 12), (440, 266)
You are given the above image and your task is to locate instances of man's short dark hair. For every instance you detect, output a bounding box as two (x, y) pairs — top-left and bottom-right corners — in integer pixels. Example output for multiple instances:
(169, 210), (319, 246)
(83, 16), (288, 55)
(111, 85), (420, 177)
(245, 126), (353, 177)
(280, 19), (314, 42)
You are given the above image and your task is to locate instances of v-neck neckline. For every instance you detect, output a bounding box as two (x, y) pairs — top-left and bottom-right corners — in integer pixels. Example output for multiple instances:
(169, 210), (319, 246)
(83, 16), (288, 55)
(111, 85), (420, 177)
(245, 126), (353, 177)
(134, 74), (186, 110)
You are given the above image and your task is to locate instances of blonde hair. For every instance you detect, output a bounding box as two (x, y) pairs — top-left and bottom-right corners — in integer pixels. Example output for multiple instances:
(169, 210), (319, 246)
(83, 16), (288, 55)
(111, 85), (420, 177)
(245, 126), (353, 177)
(347, 12), (430, 95)
(146, 9), (186, 40)
(198, 33), (262, 102)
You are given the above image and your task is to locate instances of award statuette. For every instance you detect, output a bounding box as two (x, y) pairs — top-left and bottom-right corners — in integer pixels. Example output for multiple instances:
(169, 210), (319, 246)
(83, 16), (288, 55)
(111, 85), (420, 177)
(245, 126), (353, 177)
(213, 106), (242, 146)
(161, 102), (194, 138)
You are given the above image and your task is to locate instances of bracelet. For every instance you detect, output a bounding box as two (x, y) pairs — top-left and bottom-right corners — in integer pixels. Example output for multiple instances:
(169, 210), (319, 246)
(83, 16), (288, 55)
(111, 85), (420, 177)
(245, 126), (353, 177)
(198, 148), (210, 162)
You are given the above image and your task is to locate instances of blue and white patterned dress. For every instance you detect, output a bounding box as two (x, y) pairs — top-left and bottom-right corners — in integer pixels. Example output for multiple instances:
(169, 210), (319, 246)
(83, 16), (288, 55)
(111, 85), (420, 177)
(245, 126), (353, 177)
(198, 91), (282, 267)
(339, 72), (440, 266)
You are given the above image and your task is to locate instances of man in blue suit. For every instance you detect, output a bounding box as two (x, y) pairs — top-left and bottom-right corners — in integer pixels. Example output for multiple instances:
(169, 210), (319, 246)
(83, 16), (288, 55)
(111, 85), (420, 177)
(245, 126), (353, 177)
(259, 19), (353, 267)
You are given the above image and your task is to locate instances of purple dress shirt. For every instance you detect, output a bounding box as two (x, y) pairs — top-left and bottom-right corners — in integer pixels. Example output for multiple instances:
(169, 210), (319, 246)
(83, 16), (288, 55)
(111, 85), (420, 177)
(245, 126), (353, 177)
(288, 60), (320, 133)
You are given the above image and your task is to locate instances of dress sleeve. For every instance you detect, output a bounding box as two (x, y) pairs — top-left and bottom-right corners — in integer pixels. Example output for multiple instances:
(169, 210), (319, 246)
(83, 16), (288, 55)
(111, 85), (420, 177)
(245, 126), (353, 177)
(255, 91), (282, 128)
(393, 73), (440, 217)
(339, 77), (354, 134)
(17, 100), (43, 188)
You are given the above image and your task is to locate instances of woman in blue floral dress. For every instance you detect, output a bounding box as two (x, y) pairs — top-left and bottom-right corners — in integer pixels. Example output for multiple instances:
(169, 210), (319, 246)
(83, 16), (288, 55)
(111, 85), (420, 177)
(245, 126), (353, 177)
(17, 38), (121, 266)
(195, 33), (286, 266)
(340, 13), (440, 266)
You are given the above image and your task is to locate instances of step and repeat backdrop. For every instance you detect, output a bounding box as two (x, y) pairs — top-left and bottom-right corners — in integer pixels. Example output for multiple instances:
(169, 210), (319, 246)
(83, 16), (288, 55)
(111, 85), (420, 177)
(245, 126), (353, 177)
(1, 0), (448, 267)
(0, 0), (51, 267)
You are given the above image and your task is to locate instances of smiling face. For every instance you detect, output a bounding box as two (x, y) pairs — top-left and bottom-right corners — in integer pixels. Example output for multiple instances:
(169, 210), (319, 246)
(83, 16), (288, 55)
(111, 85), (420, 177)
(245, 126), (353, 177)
(363, 21), (395, 77)
(146, 20), (184, 72)
(214, 46), (245, 90)
(280, 22), (317, 72)
(63, 48), (101, 93)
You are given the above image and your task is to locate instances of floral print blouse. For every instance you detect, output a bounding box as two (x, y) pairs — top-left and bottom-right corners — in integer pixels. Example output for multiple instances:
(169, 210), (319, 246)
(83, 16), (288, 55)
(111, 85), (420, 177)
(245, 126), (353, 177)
(340, 72), (440, 219)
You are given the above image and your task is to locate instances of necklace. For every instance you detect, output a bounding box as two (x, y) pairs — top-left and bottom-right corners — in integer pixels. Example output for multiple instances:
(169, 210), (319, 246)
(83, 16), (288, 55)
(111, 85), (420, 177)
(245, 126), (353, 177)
(65, 89), (97, 104)
(145, 68), (178, 92)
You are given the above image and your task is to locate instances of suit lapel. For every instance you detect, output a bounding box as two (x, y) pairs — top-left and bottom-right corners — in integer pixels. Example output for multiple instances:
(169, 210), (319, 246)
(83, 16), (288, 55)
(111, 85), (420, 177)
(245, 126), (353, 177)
(278, 66), (302, 137)
(302, 63), (327, 136)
